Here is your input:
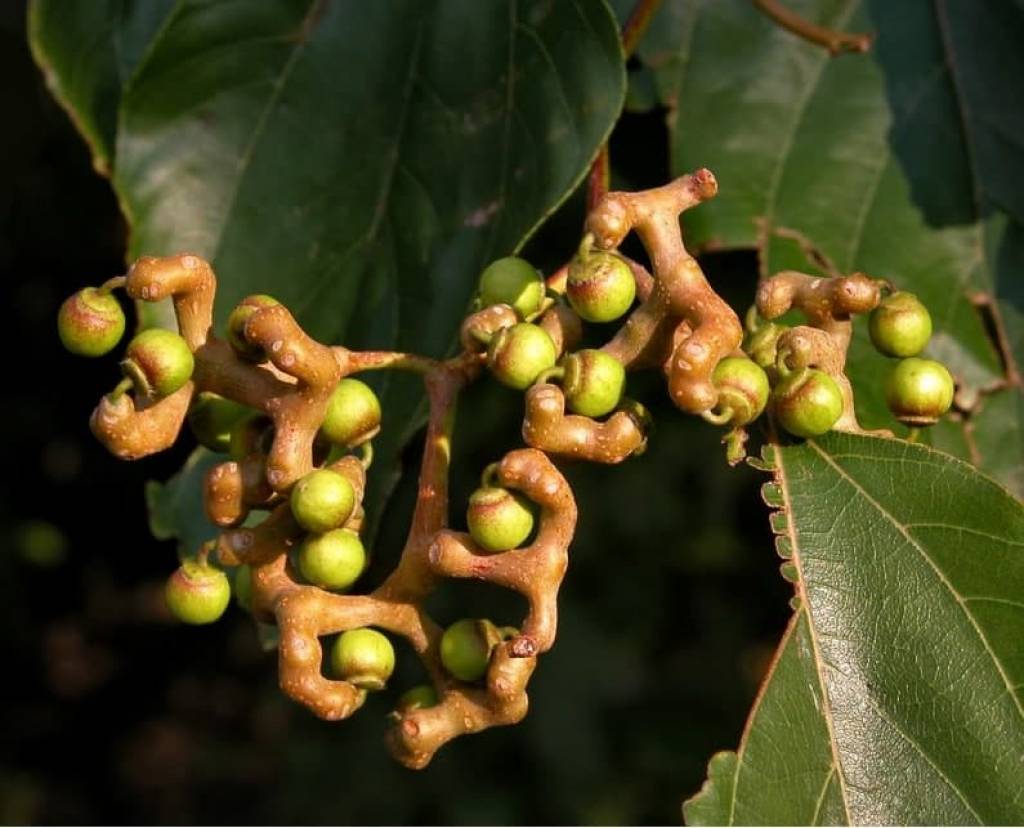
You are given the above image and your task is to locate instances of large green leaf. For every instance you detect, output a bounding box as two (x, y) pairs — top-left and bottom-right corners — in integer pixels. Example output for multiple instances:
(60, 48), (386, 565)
(635, 0), (1023, 496)
(28, 0), (177, 174)
(685, 433), (1024, 825)
(31, 0), (626, 540)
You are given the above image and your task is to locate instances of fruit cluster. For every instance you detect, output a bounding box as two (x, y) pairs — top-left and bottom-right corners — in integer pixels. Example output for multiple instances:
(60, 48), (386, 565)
(57, 170), (952, 767)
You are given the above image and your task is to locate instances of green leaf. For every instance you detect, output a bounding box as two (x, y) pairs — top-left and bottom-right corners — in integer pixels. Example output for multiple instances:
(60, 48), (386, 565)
(145, 447), (221, 557)
(686, 432), (1024, 825)
(28, 0), (177, 174)
(32, 0), (626, 545)
(635, 0), (1023, 496)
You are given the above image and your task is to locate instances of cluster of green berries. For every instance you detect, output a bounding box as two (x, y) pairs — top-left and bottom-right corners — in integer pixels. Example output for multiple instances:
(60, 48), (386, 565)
(734, 289), (953, 440)
(58, 285), (195, 399)
(869, 292), (953, 427)
(326, 615), (515, 702)
(475, 254), (632, 417)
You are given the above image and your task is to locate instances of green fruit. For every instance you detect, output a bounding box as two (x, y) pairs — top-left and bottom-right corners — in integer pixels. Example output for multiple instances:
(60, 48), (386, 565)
(566, 250), (636, 323)
(395, 684), (439, 713)
(187, 392), (252, 453)
(467, 487), (534, 552)
(296, 528), (366, 590)
(121, 328), (194, 397)
(440, 618), (501, 683)
(743, 321), (789, 371)
(885, 357), (954, 425)
(320, 378), (382, 447)
(330, 628), (395, 691)
(486, 323), (557, 390)
(561, 349), (626, 418)
(57, 287), (126, 357)
(869, 291), (932, 357)
(478, 257), (545, 319)
(226, 294), (280, 361)
(290, 469), (356, 533)
(165, 559), (231, 625)
(773, 368), (844, 438)
(712, 357), (770, 426)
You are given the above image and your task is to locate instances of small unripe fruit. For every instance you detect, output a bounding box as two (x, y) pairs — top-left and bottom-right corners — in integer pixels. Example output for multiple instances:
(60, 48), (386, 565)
(296, 528), (366, 590)
(885, 357), (954, 425)
(57, 287), (126, 356)
(226, 294), (280, 361)
(869, 292), (932, 357)
(567, 250), (636, 322)
(320, 378), (382, 447)
(121, 328), (194, 397)
(712, 357), (770, 426)
(165, 559), (231, 625)
(330, 628), (395, 690)
(478, 257), (545, 319)
(188, 392), (252, 453)
(467, 486), (534, 552)
(290, 469), (356, 533)
(773, 368), (844, 438)
(396, 684), (439, 713)
(743, 321), (788, 371)
(440, 618), (502, 682)
(487, 323), (557, 390)
(561, 349), (626, 417)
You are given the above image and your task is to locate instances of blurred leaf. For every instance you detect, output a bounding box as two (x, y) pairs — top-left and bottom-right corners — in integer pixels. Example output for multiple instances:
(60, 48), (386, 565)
(685, 433), (1024, 825)
(27, 0), (177, 174)
(145, 447), (220, 557)
(635, 0), (1023, 495)
(32, 0), (626, 539)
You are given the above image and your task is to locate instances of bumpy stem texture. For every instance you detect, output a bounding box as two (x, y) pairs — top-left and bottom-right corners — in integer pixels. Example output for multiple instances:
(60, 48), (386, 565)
(80, 171), (786, 766)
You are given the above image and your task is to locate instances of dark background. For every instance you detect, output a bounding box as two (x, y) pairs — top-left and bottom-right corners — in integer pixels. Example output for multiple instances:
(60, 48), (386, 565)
(0, 4), (787, 824)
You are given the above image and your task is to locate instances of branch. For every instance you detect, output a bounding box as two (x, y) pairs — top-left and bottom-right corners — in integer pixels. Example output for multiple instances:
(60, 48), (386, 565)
(752, 0), (873, 56)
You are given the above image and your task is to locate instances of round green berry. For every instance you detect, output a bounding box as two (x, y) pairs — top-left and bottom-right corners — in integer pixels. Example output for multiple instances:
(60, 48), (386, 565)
(57, 287), (126, 357)
(566, 250), (636, 323)
(869, 291), (932, 357)
(290, 469), (356, 533)
(330, 628), (395, 691)
(165, 559), (231, 625)
(226, 294), (279, 362)
(712, 356), (770, 426)
(440, 618), (501, 683)
(121, 328), (194, 397)
(296, 528), (366, 590)
(885, 357), (954, 425)
(320, 378), (382, 447)
(773, 368), (844, 438)
(187, 392), (252, 453)
(743, 321), (789, 371)
(467, 486), (534, 552)
(395, 684), (439, 713)
(561, 349), (626, 418)
(478, 256), (545, 319)
(486, 323), (557, 390)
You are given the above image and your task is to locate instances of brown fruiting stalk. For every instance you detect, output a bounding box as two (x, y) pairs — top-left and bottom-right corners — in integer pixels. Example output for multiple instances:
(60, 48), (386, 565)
(590, 169), (743, 413)
(755, 269), (886, 433)
(751, 0), (873, 56)
(77, 171), (782, 767)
